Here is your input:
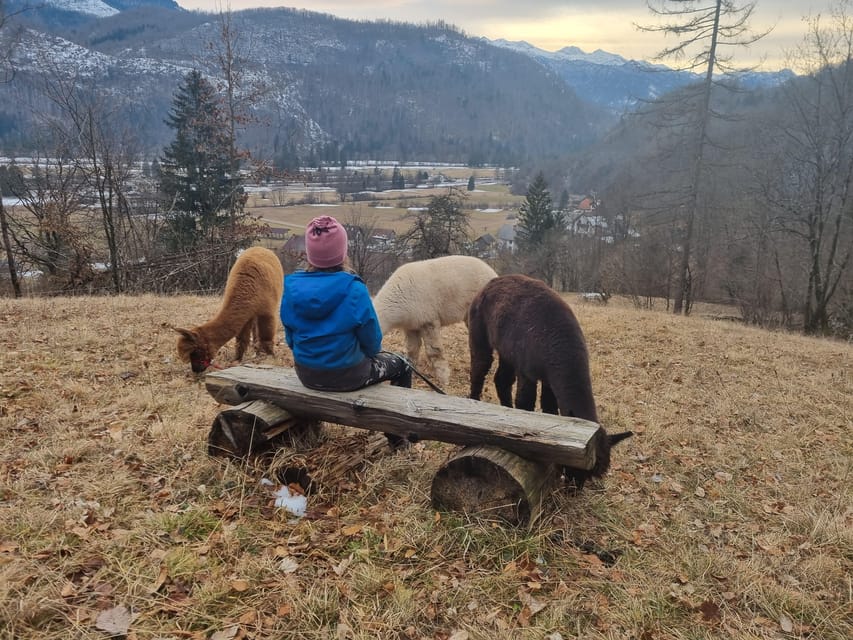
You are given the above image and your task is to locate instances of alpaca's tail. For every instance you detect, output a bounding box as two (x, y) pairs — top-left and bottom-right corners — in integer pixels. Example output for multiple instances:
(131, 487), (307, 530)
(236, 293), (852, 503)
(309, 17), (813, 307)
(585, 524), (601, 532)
(607, 431), (633, 446)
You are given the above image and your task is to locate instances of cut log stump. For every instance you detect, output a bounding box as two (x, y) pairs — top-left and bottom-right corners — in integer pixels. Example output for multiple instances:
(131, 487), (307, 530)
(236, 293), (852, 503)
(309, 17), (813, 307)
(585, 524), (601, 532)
(208, 399), (320, 459)
(431, 446), (557, 526)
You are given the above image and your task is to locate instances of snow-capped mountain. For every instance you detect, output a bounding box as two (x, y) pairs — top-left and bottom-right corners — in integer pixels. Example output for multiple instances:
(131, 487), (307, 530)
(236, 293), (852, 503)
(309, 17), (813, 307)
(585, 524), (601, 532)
(489, 38), (794, 112)
(491, 39), (629, 67)
(0, 5), (611, 163)
(0, 1), (797, 162)
(41, 0), (119, 18)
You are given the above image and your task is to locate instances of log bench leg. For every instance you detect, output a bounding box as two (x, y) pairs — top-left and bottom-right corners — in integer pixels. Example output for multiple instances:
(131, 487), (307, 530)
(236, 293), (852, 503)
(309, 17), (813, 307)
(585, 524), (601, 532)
(208, 400), (321, 459)
(430, 445), (557, 526)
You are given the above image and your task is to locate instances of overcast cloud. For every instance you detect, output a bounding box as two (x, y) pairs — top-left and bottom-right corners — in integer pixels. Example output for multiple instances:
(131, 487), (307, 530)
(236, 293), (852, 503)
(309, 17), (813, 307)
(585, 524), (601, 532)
(177, 1), (840, 70)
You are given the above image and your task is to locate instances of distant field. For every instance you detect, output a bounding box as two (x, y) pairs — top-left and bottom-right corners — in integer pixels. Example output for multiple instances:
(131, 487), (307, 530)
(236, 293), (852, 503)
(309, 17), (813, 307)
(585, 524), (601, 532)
(247, 182), (523, 237)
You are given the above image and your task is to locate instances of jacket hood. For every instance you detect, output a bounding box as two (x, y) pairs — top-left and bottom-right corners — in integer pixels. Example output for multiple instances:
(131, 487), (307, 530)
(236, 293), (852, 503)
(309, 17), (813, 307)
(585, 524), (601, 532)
(286, 270), (360, 320)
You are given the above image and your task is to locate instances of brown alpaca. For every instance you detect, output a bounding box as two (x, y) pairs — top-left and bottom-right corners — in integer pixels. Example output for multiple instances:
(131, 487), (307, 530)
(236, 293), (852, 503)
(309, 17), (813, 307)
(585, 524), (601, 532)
(467, 274), (632, 488)
(175, 247), (284, 373)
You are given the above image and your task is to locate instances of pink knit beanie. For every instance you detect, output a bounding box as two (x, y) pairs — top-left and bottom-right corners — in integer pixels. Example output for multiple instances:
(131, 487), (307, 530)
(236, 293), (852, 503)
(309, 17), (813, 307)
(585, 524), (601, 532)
(305, 215), (348, 268)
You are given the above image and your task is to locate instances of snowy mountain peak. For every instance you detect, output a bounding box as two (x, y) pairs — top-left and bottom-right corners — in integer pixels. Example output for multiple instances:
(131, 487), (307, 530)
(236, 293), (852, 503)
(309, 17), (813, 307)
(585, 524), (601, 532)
(44, 0), (120, 18)
(554, 46), (628, 67)
(489, 39), (629, 67)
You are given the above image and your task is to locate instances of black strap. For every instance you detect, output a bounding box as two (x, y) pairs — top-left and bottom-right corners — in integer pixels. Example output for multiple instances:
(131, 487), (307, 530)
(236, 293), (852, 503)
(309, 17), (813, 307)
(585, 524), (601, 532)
(380, 351), (446, 395)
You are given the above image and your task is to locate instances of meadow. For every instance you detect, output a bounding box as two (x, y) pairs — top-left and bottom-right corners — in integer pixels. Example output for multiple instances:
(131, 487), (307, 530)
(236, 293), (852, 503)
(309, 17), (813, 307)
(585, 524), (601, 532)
(0, 292), (850, 639)
(245, 171), (524, 239)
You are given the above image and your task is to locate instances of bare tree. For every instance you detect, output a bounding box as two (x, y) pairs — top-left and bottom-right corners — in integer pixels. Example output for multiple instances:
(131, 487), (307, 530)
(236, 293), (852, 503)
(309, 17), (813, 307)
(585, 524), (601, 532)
(39, 73), (145, 293)
(4, 152), (96, 290)
(764, 1), (853, 334)
(341, 208), (399, 289)
(638, 0), (769, 314)
(207, 7), (269, 220)
(0, 0), (23, 296)
(401, 188), (472, 259)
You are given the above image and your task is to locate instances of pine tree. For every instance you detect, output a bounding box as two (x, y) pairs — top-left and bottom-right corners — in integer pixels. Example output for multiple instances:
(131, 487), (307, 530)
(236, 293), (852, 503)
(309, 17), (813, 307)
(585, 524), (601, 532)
(159, 70), (245, 249)
(467, 175), (475, 191)
(391, 166), (405, 190)
(517, 172), (560, 250)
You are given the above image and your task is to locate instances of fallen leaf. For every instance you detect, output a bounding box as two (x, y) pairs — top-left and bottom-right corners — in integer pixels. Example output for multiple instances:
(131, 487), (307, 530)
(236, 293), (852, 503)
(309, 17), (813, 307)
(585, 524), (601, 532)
(276, 603), (293, 616)
(448, 631), (469, 640)
(518, 588), (546, 616)
(230, 579), (250, 592)
(0, 541), (19, 553)
(148, 566), (168, 594)
(210, 625), (239, 640)
(336, 622), (352, 639)
(278, 557), (299, 574)
(341, 524), (363, 536)
(333, 555), (353, 576)
(698, 600), (721, 623)
(779, 614), (794, 633)
(95, 604), (133, 635)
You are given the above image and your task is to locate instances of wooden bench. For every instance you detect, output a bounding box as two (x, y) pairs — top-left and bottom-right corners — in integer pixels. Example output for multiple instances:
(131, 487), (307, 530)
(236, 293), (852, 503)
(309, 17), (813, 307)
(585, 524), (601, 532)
(205, 364), (603, 524)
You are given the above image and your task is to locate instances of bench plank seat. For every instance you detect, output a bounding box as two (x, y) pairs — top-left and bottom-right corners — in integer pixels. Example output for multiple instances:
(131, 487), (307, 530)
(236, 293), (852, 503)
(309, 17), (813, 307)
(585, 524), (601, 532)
(205, 364), (603, 470)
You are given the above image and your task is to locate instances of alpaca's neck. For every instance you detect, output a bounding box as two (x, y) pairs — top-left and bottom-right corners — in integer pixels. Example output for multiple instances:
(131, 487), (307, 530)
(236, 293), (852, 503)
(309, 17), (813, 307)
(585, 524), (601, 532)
(560, 382), (598, 423)
(199, 310), (250, 352)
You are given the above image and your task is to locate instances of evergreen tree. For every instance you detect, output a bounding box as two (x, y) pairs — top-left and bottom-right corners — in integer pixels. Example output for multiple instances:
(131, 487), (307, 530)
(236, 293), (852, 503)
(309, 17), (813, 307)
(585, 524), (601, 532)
(517, 172), (564, 287)
(467, 175), (475, 191)
(159, 70), (245, 249)
(391, 166), (405, 190)
(517, 172), (560, 249)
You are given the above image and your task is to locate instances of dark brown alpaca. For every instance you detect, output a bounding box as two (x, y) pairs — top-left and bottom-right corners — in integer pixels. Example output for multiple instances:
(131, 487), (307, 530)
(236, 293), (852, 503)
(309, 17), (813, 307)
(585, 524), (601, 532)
(468, 274), (632, 487)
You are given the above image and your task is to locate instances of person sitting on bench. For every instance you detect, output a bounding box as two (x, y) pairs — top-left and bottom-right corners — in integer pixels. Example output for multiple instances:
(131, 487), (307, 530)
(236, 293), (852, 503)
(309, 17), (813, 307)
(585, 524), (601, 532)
(280, 215), (412, 448)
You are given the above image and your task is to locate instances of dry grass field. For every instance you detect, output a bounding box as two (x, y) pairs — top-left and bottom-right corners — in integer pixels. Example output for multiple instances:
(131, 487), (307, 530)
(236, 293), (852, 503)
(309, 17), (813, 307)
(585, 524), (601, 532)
(0, 292), (850, 639)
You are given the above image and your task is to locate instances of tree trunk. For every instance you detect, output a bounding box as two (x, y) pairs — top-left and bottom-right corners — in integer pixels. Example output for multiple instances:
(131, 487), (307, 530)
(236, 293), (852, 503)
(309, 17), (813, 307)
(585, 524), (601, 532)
(0, 201), (21, 297)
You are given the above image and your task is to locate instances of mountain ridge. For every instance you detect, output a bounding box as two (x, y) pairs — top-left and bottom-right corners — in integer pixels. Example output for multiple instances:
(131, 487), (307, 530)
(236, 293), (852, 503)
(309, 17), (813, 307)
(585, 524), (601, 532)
(0, 0), (794, 162)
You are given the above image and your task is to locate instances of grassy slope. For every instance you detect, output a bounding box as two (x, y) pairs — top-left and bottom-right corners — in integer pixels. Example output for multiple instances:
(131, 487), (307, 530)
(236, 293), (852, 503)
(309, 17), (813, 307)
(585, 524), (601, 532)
(0, 294), (850, 639)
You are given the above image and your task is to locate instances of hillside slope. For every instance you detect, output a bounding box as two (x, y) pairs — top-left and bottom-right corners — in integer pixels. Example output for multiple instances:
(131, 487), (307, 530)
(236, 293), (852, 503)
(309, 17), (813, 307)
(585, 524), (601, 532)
(0, 294), (850, 639)
(2, 7), (607, 163)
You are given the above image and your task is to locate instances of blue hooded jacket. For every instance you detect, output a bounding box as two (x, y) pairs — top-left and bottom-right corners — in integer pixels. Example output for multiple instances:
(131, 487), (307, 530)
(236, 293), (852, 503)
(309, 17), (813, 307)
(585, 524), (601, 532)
(281, 270), (382, 370)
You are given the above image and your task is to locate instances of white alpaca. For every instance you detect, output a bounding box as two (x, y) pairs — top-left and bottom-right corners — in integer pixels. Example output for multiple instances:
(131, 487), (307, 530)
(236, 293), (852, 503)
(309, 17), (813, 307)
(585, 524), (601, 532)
(373, 255), (498, 387)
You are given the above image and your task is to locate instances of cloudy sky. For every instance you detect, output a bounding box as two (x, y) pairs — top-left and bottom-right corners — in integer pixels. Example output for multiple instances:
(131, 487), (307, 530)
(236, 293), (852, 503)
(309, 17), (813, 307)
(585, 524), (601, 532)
(176, 1), (838, 70)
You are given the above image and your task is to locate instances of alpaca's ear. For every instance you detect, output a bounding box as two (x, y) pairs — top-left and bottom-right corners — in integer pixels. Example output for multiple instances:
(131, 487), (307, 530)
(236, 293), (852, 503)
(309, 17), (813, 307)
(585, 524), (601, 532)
(608, 431), (634, 446)
(174, 327), (197, 343)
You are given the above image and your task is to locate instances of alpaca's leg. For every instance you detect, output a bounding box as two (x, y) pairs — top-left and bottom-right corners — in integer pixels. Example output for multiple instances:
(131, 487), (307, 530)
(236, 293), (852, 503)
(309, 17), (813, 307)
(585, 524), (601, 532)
(469, 355), (492, 400)
(405, 330), (422, 363)
(421, 323), (449, 388)
(256, 314), (277, 355)
(235, 320), (254, 360)
(467, 310), (493, 400)
(515, 375), (537, 411)
(493, 359), (516, 407)
(540, 383), (558, 414)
